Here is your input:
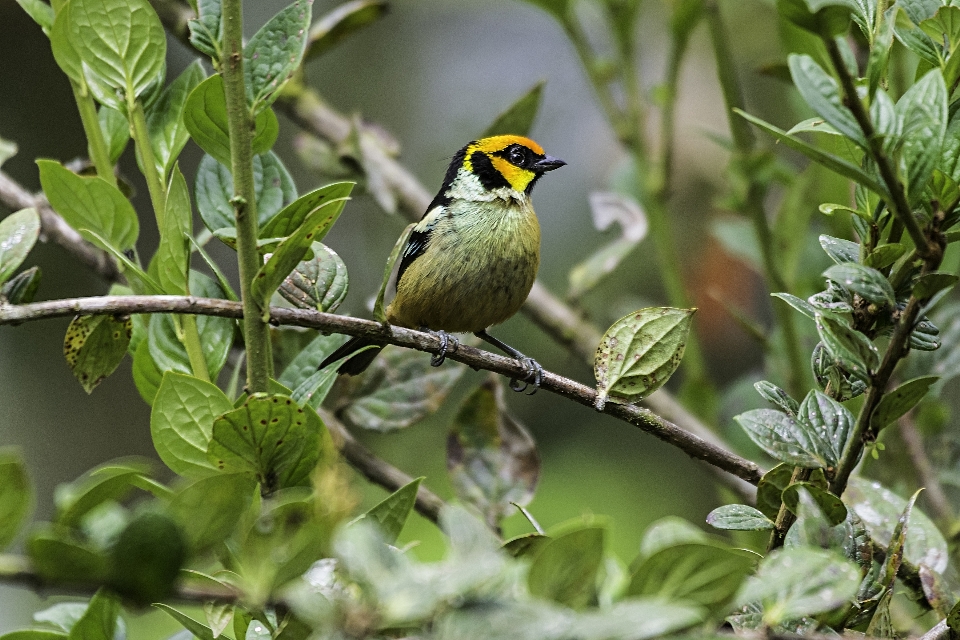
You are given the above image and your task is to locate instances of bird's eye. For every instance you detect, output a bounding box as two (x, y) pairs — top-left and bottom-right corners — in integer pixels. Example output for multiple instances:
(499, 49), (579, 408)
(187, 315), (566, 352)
(508, 146), (528, 166)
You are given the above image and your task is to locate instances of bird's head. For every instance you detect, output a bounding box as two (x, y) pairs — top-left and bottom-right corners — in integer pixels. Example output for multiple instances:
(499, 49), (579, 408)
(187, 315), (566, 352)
(455, 135), (565, 197)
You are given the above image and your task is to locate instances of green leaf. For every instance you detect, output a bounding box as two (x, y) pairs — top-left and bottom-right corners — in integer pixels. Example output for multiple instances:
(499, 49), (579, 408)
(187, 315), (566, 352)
(788, 54), (865, 147)
(244, 622), (270, 640)
(845, 477), (948, 572)
(1, 266), (41, 304)
(777, 0), (853, 36)
(824, 263), (894, 305)
(32, 603), (89, 633)
(359, 477), (423, 544)
(207, 394), (327, 492)
(594, 307), (695, 410)
(0, 450), (32, 550)
(68, 590), (119, 640)
(527, 526), (605, 610)
(735, 109), (887, 195)
(132, 339), (163, 405)
(148, 271), (234, 379)
(251, 197), (350, 315)
(756, 464), (794, 519)
(482, 81), (545, 138)
(244, 0), (312, 114)
(151, 372), (234, 477)
(754, 381), (799, 415)
(819, 234), (859, 264)
(570, 599), (704, 639)
(896, 69), (948, 204)
(17, 0), (55, 31)
(863, 243), (905, 269)
(63, 314), (132, 394)
(447, 377), (541, 529)
(28, 529), (109, 584)
(782, 482), (847, 525)
(375, 222), (413, 322)
(204, 603), (233, 639)
(37, 160), (139, 251)
(277, 242), (349, 313)
(816, 312), (878, 382)
(97, 107), (129, 165)
(108, 511), (186, 605)
(0, 208), (40, 286)
(706, 504), (774, 531)
(188, 0), (222, 61)
(305, 0), (388, 59)
(154, 605), (215, 640)
(796, 389), (853, 467)
(637, 516), (707, 559)
(183, 75), (280, 168)
(734, 409), (829, 468)
(195, 152), (295, 233)
(0, 632), (66, 640)
(870, 375), (938, 432)
(736, 547), (861, 625)
(771, 292), (818, 320)
(518, 0), (570, 23)
(168, 473), (254, 553)
(259, 182), (356, 239)
(156, 166), (192, 294)
(147, 61), (205, 180)
(50, 8), (84, 85)
(64, 0), (166, 107)
(55, 460), (150, 528)
(629, 541), (756, 614)
(278, 332), (347, 390)
(914, 272), (959, 298)
(340, 347), (465, 432)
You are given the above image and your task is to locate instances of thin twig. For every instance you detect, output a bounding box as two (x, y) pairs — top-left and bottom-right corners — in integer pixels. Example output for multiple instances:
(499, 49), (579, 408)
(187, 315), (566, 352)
(0, 295), (765, 486)
(320, 408), (444, 524)
(900, 413), (953, 522)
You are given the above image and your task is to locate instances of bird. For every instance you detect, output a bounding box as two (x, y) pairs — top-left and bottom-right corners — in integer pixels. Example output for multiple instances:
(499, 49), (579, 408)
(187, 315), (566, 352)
(319, 134), (566, 392)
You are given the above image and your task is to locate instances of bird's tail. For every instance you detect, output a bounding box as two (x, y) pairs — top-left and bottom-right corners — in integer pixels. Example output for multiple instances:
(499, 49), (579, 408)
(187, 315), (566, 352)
(319, 336), (384, 376)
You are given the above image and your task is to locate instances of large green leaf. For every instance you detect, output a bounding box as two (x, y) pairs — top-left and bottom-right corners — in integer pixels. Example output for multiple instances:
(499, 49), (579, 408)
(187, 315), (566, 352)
(734, 409), (830, 468)
(244, 0), (312, 113)
(207, 394), (328, 492)
(482, 81), (544, 138)
(195, 152), (295, 233)
(796, 389), (854, 467)
(0, 208), (40, 286)
(594, 307), (695, 410)
(788, 54), (865, 147)
(147, 61), (205, 179)
(340, 347), (465, 432)
(277, 242), (348, 313)
(251, 197), (350, 315)
(167, 473), (254, 553)
(151, 372), (234, 477)
(823, 263), (895, 306)
(527, 526), (605, 610)
(895, 69), (948, 204)
(67, 590), (119, 640)
(706, 504), (774, 531)
(37, 160), (139, 251)
(0, 450), (32, 550)
(845, 477), (948, 572)
(258, 182), (355, 239)
(183, 75), (280, 168)
(155, 166), (192, 294)
(736, 547), (860, 625)
(356, 477), (423, 544)
(304, 0), (388, 60)
(64, 0), (166, 108)
(629, 541), (756, 614)
(870, 375), (938, 432)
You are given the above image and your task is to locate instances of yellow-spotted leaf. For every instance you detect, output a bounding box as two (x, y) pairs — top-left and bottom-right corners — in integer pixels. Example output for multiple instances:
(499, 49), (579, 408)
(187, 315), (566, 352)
(594, 307), (695, 410)
(63, 314), (133, 393)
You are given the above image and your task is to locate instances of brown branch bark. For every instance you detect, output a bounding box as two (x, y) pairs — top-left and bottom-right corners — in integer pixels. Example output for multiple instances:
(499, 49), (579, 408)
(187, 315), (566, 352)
(0, 295), (764, 486)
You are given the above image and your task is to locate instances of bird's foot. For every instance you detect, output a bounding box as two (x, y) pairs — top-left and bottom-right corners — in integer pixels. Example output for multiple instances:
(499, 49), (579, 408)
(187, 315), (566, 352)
(509, 356), (544, 395)
(474, 330), (543, 394)
(423, 329), (459, 367)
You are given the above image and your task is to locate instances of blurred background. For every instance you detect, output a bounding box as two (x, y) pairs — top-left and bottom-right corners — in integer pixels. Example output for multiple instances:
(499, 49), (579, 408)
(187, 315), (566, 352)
(0, 0), (841, 629)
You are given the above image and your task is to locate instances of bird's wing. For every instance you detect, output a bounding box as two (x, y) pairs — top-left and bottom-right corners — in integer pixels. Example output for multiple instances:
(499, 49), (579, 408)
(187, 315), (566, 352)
(396, 206), (441, 284)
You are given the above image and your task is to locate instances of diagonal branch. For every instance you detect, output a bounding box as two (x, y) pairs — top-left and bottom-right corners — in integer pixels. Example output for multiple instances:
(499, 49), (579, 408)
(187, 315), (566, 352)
(0, 295), (765, 486)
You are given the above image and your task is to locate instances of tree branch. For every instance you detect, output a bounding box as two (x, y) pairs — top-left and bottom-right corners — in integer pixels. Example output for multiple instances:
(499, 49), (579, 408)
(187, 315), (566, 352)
(320, 408), (444, 524)
(0, 295), (764, 486)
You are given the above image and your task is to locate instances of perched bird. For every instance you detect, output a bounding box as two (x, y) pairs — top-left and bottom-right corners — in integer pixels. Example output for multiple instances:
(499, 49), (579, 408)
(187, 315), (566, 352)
(320, 135), (565, 392)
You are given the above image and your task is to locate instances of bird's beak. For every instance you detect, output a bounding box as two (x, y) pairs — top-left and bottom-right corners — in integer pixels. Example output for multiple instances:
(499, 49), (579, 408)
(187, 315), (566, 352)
(533, 156), (566, 173)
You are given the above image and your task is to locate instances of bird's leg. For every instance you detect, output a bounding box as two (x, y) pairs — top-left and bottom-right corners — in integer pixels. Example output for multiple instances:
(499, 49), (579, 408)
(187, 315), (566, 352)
(474, 330), (543, 394)
(421, 328), (459, 367)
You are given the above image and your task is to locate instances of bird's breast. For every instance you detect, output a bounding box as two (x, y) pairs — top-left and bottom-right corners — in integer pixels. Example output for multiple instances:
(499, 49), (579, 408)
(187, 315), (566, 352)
(387, 199), (541, 332)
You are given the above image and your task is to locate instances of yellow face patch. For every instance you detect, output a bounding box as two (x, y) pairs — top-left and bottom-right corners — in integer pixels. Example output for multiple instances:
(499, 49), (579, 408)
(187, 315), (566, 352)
(490, 156), (535, 192)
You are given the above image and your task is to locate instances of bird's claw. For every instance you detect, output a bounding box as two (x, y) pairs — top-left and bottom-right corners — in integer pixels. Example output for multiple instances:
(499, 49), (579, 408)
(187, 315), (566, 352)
(509, 356), (543, 395)
(427, 330), (459, 367)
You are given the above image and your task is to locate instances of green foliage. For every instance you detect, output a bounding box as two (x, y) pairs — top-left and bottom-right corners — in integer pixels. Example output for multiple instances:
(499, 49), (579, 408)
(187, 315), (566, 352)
(243, 0), (312, 114)
(0, 450), (32, 550)
(63, 314), (132, 393)
(0, 208), (40, 286)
